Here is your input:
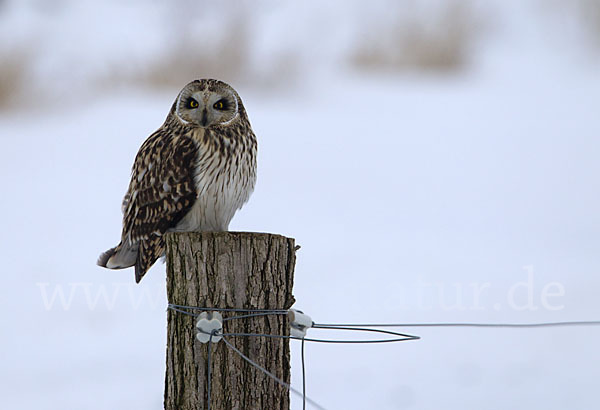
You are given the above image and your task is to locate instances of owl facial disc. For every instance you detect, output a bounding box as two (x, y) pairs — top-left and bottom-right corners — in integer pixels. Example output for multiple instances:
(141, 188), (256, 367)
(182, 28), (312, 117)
(175, 80), (240, 128)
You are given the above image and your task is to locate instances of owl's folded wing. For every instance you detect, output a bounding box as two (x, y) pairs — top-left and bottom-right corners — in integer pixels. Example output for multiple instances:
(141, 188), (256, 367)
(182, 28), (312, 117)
(122, 130), (198, 281)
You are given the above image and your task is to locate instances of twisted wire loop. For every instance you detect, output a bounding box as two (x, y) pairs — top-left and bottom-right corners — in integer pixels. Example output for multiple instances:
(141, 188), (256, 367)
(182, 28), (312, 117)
(218, 323), (421, 344)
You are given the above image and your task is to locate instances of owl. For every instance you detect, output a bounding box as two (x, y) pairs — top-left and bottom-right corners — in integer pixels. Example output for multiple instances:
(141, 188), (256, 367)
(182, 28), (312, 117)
(97, 79), (257, 283)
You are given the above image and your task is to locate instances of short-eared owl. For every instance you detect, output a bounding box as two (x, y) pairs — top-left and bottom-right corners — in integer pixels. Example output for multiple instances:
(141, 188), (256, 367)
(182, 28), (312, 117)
(98, 79), (257, 282)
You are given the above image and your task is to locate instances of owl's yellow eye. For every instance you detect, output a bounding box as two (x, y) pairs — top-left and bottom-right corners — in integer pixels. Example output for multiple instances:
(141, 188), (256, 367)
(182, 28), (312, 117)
(213, 100), (226, 110)
(187, 98), (199, 109)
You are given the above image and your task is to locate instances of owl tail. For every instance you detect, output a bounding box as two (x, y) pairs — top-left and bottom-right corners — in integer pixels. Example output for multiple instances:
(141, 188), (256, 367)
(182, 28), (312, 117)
(133, 236), (164, 283)
(97, 241), (138, 271)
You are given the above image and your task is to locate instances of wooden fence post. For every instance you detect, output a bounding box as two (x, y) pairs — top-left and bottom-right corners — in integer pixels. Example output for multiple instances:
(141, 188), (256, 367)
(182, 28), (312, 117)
(164, 232), (297, 410)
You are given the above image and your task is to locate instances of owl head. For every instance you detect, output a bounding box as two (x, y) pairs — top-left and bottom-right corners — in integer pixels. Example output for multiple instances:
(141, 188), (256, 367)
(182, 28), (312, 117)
(173, 79), (244, 128)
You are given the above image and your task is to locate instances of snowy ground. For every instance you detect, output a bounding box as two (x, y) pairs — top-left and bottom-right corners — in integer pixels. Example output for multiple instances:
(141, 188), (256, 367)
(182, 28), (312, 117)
(1, 1), (600, 409)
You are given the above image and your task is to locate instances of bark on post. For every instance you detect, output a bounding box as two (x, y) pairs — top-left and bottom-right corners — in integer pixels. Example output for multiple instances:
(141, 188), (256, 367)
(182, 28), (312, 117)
(164, 232), (296, 410)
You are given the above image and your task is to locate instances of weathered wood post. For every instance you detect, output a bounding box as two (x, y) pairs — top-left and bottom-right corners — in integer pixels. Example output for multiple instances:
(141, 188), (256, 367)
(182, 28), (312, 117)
(164, 232), (297, 410)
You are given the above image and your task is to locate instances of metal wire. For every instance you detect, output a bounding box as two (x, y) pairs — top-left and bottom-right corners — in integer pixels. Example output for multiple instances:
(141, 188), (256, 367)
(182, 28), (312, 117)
(167, 305), (199, 317)
(170, 304), (600, 410)
(223, 311), (289, 322)
(221, 336), (327, 410)
(301, 337), (306, 410)
(207, 333), (213, 410)
(199, 328), (344, 409)
(313, 320), (600, 329)
(168, 303), (288, 314)
(169, 304), (420, 343)
(219, 326), (421, 344)
(168, 304), (600, 329)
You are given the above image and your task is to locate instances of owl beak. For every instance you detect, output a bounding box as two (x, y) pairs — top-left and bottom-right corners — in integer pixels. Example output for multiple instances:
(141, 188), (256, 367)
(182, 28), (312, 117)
(201, 109), (208, 127)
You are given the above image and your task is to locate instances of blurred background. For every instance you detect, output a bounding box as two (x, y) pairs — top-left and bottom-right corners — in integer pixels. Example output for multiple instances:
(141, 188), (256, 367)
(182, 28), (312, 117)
(1, 0), (599, 409)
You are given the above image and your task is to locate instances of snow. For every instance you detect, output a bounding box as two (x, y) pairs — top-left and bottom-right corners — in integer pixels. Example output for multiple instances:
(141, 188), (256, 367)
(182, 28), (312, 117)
(1, 1), (599, 409)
